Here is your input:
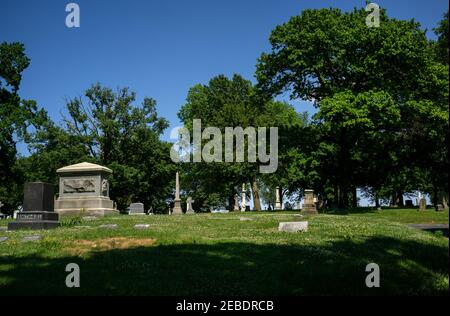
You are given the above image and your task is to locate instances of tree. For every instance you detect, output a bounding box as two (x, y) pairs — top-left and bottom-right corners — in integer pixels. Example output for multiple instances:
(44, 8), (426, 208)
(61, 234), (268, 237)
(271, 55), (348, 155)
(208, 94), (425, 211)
(434, 10), (449, 65)
(0, 42), (47, 214)
(256, 7), (449, 209)
(178, 74), (301, 211)
(45, 83), (176, 212)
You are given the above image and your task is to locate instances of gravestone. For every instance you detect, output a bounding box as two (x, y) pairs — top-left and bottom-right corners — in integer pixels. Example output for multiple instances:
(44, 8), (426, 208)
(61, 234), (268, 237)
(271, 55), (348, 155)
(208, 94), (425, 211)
(186, 197), (195, 214)
(300, 189), (318, 215)
(172, 172), (183, 215)
(278, 221), (308, 232)
(419, 198), (427, 211)
(99, 224), (118, 229)
(274, 187), (281, 210)
(54, 162), (118, 216)
(134, 224), (150, 229)
(22, 235), (42, 242)
(128, 202), (145, 215)
(8, 182), (60, 230)
(233, 195), (240, 211)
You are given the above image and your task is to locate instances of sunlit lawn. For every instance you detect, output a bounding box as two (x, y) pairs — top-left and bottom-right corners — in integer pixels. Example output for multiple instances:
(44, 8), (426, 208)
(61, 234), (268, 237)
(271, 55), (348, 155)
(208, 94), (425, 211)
(0, 208), (448, 295)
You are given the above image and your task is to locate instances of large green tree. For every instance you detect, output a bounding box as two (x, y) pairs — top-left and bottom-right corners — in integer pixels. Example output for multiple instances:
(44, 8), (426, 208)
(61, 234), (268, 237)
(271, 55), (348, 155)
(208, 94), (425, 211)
(256, 7), (449, 209)
(25, 83), (176, 212)
(0, 42), (47, 214)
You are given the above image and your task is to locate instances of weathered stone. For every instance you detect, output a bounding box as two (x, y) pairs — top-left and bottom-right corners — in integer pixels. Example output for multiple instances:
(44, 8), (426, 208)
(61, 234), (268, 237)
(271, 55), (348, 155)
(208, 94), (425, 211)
(186, 197), (195, 214)
(239, 217), (254, 221)
(74, 225), (92, 229)
(0, 236), (8, 243)
(99, 224), (118, 229)
(22, 235), (42, 242)
(134, 224), (150, 229)
(419, 198), (427, 211)
(54, 162), (118, 216)
(278, 221), (308, 232)
(128, 203), (145, 215)
(82, 216), (98, 221)
(300, 189), (318, 215)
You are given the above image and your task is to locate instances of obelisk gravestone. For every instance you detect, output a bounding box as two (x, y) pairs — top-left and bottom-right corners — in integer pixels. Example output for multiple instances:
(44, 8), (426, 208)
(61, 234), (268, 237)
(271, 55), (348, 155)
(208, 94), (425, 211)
(172, 172), (183, 214)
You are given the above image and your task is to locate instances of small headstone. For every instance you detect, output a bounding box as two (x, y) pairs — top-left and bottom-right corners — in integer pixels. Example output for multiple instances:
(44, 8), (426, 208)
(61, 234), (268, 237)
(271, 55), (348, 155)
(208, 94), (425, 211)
(186, 197), (195, 214)
(240, 217), (254, 221)
(293, 214), (303, 218)
(83, 216), (98, 221)
(74, 225), (92, 229)
(22, 235), (42, 242)
(99, 224), (118, 229)
(301, 189), (318, 215)
(128, 202), (145, 215)
(419, 198), (427, 211)
(0, 236), (8, 243)
(278, 221), (308, 233)
(134, 224), (150, 229)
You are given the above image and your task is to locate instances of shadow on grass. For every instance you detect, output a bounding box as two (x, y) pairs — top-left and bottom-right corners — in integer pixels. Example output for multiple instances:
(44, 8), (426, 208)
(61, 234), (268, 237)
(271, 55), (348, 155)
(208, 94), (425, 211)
(0, 236), (448, 296)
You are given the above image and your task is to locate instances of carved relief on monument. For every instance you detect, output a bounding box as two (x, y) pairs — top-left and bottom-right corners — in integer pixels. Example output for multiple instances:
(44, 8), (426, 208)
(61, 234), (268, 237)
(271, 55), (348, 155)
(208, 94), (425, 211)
(63, 179), (95, 193)
(101, 179), (109, 196)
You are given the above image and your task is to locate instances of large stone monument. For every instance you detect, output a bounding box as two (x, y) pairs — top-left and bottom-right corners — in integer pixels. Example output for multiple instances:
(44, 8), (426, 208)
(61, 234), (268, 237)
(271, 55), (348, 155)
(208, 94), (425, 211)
(54, 162), (118, 216)
(172, 172), (183, 214)
(300, 189), (318, 215)
(8, 182), (60, 230)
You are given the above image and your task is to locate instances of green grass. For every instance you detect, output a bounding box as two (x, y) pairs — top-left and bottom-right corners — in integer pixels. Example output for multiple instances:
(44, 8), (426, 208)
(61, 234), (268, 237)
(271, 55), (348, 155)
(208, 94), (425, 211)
(0, 209), (448, 295)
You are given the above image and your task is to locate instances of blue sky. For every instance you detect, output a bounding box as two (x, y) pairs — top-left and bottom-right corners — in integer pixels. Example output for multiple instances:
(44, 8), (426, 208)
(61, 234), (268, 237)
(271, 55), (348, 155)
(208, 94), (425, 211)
(1, 0), (448, 147)
(1, 0), (446, 206)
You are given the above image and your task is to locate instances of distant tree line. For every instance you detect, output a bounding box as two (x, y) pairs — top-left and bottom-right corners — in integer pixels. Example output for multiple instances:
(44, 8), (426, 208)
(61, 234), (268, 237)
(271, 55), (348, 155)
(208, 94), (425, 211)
(0, 7), (448, 214)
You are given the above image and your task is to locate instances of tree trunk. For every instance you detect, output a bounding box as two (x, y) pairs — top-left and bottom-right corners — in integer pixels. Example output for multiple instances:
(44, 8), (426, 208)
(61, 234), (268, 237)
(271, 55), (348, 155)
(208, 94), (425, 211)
(228, 195), (235, 212)
(251, 176), (261, 211)
(351, 187), (357, 208)
(374, 190), (380, 208)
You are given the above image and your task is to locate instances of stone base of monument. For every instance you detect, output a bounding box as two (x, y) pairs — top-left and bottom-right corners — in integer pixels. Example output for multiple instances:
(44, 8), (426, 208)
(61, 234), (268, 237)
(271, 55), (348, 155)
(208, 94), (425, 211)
(55, 197), (118, 216)
(172, 199), (183, 215)
(300, 204), (318, 215)
(8, 211), (60, 230)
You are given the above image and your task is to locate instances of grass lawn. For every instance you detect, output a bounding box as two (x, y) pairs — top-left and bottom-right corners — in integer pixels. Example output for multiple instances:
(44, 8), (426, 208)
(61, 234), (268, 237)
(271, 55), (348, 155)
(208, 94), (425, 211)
(0, 209), (448, 295)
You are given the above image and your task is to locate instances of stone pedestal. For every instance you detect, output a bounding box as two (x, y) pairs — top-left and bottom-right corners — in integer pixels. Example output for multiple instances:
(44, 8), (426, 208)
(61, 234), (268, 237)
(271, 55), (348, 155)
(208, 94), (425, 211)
(54, 162), (118, 216)
(300, 189), (318, 215)
(8, 182), (60, 230)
